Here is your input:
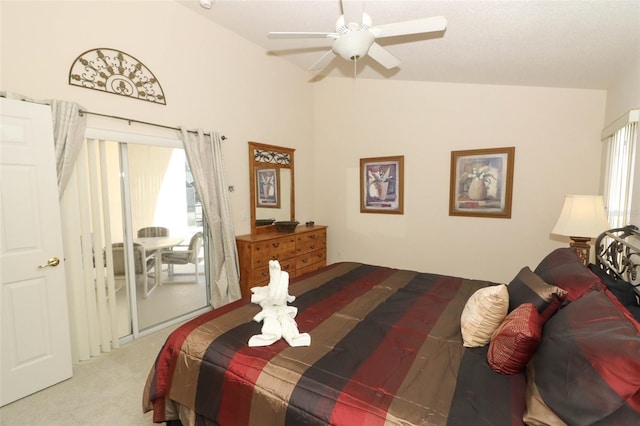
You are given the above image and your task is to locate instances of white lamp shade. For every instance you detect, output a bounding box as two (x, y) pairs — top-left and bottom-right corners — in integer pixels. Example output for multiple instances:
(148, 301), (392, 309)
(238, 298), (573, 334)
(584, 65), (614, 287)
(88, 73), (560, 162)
(551, 195), (611, 238)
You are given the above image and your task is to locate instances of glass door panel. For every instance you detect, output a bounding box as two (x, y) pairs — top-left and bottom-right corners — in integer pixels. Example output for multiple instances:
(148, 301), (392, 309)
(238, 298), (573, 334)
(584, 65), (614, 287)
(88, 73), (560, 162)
(125, 144), (208, 330)
(103, 141), (209, 335)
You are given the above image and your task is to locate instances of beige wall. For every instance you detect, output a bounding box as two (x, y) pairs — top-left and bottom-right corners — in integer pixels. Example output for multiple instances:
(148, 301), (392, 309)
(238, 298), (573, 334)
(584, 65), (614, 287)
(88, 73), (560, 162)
(604, 56), (640, 126)
(313, 79), (607, 283)
(2, 1), (628, 286)
(0, 0), (316, 236)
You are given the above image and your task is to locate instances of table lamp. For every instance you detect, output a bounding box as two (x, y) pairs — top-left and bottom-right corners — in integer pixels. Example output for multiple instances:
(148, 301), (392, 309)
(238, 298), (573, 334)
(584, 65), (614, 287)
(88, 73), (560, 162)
(551, 195), (610, 265)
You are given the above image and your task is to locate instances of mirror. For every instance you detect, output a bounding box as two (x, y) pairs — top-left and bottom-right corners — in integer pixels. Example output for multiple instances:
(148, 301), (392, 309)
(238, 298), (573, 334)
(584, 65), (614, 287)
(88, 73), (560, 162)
(249, 141), (295, 234)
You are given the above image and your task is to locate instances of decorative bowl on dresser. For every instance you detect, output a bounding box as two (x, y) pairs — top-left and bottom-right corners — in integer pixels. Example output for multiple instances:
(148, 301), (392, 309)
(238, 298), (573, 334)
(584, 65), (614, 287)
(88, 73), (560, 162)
(273, 220), (300, 233)
(236, 225), (327, 297)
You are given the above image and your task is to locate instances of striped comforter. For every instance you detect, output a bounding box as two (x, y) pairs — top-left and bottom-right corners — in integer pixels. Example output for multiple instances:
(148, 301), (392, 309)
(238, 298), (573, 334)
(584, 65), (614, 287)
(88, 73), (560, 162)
(143, 262), (526, 425)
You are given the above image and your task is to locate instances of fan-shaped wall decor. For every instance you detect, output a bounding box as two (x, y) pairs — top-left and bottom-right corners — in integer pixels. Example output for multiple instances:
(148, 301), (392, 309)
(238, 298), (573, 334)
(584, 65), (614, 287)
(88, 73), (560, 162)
(68, 48), (166, 105)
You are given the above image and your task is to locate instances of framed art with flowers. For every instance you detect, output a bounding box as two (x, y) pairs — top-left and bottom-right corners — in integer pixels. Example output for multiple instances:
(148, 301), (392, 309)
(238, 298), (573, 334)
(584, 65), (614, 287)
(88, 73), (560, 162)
(256, 168), (280, 208)
(360, 155), (404, 214)
(449, 147), (515, 218)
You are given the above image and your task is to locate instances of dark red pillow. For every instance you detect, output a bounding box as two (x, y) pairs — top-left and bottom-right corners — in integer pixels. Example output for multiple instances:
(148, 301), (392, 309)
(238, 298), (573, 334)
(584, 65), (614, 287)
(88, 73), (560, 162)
(487, 303), (543, 375)
(534, 248), (603, 301)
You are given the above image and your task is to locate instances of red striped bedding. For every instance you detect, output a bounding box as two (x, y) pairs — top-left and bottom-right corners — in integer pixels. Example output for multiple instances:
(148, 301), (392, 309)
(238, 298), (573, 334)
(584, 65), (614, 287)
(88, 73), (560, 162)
(143, 262), (526, 425)
(141, 230), (640, 425)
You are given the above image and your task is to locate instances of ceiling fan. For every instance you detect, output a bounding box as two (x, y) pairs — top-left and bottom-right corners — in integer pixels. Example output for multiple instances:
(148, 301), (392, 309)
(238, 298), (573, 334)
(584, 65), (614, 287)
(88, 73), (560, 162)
(267, 0), (447, 73)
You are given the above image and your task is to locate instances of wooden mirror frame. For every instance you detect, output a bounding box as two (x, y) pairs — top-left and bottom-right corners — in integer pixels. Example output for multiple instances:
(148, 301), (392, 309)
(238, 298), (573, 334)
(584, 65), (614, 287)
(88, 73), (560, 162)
(249, 141), (295, 234)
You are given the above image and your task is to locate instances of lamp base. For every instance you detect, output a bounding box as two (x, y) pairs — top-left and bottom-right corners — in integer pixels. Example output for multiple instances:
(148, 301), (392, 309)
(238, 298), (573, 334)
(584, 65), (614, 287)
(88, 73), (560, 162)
(569, 236), (591, 265)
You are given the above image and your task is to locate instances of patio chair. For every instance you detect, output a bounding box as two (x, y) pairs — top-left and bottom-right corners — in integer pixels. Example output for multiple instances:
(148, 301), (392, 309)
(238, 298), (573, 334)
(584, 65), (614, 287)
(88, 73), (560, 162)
(137, 226), (169, 238)
(159, 232), (203, 284)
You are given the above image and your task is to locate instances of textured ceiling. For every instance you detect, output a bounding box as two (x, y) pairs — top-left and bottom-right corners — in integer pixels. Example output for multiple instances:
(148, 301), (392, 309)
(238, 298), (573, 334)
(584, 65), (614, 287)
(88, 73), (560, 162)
(178, 0), (640, 89)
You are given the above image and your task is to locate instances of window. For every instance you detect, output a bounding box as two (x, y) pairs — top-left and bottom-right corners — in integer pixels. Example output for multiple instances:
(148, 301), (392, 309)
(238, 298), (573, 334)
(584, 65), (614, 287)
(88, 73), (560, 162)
(602, 110), (639, 227)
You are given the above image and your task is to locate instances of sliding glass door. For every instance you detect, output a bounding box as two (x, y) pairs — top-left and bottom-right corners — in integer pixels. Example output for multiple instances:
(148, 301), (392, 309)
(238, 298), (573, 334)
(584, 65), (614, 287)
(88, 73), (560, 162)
(126, 143), (208, 330)
(104, 140), (209, 336)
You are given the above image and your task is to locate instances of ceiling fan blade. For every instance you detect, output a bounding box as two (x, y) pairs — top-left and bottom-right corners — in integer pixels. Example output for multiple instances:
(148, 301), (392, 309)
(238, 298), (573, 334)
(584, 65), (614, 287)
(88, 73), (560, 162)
(309, 49), (337, 72)
(367, 42), (400, 69)
(371, 16), (447, 38)
(267, 32), (336, 39)
(341, 0), (366, 27)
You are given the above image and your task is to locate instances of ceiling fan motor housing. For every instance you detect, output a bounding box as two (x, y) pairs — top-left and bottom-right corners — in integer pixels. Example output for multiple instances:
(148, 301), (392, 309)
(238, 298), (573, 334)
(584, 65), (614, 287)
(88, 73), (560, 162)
(332, 30), (375, 61)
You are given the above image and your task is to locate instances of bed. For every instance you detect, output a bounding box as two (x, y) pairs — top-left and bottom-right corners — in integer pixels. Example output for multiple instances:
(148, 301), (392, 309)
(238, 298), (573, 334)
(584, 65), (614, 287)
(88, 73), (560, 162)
(143, 227), (640, 425)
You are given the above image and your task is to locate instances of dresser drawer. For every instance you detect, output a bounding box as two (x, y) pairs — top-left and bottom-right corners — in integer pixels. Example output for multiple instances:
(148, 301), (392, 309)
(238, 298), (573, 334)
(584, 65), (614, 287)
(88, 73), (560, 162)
(251, 237), (296, 268)
(296, 229), (327, 255)
(295, 249), (326, 270)
(251, 258), (296, 286)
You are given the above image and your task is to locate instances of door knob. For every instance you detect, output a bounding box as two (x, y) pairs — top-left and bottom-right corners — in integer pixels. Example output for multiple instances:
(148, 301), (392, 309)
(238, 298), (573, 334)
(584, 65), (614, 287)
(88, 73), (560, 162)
(38, 257), (60, 268)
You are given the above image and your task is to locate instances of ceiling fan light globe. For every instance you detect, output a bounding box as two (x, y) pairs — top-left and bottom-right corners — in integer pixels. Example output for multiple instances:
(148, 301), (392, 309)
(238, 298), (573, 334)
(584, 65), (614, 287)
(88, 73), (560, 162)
(332, 30), (375, 61)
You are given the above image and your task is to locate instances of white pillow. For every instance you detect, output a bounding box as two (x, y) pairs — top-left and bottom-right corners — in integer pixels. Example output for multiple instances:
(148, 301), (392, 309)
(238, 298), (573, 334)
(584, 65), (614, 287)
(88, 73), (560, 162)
(460, 284), (509, 347)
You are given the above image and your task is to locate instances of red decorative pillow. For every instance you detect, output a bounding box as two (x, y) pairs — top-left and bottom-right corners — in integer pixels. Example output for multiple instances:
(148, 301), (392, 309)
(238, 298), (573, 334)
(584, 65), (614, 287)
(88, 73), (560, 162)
(487, 303), (543, 375)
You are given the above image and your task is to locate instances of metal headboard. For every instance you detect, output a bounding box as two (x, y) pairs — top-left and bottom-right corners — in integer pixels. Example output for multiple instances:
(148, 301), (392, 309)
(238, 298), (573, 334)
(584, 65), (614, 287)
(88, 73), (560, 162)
(595, 225), (640, 294)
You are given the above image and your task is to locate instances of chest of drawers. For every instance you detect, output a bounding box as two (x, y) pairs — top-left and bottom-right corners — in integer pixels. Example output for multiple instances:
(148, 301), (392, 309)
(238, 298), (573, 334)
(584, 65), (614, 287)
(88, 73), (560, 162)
(236, 225), (327, 297)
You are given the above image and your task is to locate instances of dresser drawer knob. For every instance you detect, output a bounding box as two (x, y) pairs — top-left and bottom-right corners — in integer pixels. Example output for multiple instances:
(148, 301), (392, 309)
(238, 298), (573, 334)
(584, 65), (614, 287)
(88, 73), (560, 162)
(272, 242), (280, 248)
(271, 254), (280, 260)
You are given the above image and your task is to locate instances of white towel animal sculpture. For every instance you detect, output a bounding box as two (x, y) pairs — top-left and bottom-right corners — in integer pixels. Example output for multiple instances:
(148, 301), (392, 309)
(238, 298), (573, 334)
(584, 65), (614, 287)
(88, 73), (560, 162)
(248, 260), (311, 347)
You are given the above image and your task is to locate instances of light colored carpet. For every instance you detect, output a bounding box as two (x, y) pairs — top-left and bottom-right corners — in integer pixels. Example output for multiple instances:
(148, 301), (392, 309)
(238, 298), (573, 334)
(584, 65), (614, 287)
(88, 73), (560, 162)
(0, 324), (179, 425)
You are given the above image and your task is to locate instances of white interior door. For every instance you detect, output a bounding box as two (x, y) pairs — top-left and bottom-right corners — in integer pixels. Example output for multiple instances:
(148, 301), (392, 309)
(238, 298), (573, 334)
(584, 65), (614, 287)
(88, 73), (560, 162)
(0, 98), (73, 406)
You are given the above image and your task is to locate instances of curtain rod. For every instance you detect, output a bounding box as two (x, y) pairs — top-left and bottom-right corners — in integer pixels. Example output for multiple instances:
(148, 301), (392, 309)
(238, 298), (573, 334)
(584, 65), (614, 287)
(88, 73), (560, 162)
(79, 110), (227, 140)
(0, 93), (227, 140)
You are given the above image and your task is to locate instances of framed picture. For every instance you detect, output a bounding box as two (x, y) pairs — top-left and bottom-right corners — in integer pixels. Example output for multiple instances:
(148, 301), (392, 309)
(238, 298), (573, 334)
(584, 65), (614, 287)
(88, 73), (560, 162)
(360, 155), (404, 214)
(256, 168), (280, 208)
(449, 147), (515, 218)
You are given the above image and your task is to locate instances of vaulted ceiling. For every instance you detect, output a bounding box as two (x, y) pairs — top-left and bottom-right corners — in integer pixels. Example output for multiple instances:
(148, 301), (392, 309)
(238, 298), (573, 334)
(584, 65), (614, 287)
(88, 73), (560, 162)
(178, 0), (640, 89)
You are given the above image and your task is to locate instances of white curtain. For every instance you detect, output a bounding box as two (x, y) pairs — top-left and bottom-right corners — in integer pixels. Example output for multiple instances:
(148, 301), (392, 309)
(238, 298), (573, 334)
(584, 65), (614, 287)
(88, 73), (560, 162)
(180, 128), (241, 307)
(61, 139), (122, 362)
(603, 112), (638, 228)
(50, 100), (86, 196)
(50, 102), (121, 363)
(53, 108), (121, 361)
